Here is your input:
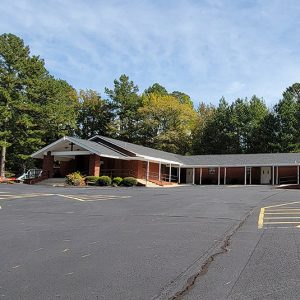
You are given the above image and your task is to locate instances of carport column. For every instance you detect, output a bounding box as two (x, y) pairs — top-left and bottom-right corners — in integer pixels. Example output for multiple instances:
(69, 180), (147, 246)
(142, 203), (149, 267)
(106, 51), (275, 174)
(244, 166), (247, 185)
(169, 164), (171, 182)
(224, 167), (227, 185)
(192, 168), (195, 185)
(146, 161), (149, 181)
(249, 167), (252, 185)
(276, 166), (279, 185)
(272, 166), (275, 185)
(178, 166), (181, 184)
(298, 165), (300, 185)
(158, 162), (161, 181)
(218, 167), (220, 185)
(200, 168), (202, 185)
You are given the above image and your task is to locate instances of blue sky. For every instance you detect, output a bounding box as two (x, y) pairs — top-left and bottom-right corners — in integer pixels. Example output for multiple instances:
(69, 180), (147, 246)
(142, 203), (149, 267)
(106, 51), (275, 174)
(1, 0), (300, 107)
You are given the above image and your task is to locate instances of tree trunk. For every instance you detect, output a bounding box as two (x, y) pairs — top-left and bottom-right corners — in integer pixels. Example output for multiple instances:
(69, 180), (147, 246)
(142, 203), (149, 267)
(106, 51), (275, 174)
(0, 145), (6, 178)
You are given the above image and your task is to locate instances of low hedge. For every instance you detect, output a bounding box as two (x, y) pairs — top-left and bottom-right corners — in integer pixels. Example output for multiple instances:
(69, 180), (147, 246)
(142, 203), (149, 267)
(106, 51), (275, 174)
(122, 177), (137, 187)
(85, 176), (100, 185)
(98, 176), (112, 186)
(112, 177), (123, 186)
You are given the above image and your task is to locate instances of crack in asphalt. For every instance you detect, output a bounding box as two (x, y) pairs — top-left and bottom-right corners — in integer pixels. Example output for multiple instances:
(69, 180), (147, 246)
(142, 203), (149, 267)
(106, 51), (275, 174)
(157, 191), (283, 300)
(167, 207), (256, 300)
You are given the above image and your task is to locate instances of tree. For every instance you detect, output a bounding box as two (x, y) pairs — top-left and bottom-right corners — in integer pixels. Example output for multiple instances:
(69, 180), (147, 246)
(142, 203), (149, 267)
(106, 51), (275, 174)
(274, 85), (299, 152)
(76, 89), (114, 139)
(171, 91), (194, 108)
(105, 74), (142, 142)
(191, 103), (216, 154)
(138, 92), (196, 154)
(144, 83), (168, 95)
(0, 34), (79, 174)
(0, 33), (49, 176)
(230, 96), (269, 153)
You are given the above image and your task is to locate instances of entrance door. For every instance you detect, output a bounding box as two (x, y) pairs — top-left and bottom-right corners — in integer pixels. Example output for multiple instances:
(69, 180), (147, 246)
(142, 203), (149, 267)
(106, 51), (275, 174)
(261, 167), (271, 184)
(186, 169), (193, 184)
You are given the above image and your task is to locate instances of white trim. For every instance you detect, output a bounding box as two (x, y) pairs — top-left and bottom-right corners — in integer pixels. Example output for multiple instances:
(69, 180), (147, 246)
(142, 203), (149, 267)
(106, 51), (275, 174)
(146, 161), (149, 181)
(224, 167), (227, 185)
(52, 151), (91, 156)
(31, 137), (68, 158)
(181, 163), (300, 168)
(136, 154), (181, 165)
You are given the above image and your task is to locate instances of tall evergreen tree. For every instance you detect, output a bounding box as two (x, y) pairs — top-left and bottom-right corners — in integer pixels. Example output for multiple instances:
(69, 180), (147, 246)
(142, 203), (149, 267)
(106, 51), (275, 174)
(0, 34), (78, 174)
(105, 74), (142, 142)
(76, 89), (114, 139)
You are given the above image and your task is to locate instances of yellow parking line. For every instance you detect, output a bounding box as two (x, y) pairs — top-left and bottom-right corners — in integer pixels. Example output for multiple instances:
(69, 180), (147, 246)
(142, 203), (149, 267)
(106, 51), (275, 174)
(258, 207), (265, 229)
(264, 221), (300, 224)
(265, 212), (300, 214)
(264, 216), (300, 219)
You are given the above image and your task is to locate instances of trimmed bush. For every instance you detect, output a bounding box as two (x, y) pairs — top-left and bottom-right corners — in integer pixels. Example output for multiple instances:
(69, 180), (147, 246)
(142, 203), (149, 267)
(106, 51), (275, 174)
(66, 172), (85, 186)
(85, 176), (100, 185)
(122, 177), (137, 187)
(98, 176), (112, 186)
(112, 177), (123, 186)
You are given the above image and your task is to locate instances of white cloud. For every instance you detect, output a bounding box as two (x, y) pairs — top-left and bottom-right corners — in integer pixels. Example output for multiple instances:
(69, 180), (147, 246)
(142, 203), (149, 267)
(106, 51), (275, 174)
(1, 0), (300, 105)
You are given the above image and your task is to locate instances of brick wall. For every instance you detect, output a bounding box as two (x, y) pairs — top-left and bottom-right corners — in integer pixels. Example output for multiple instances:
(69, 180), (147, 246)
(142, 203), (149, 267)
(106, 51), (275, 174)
(89, 154), (100, 176)
(42, 151), (54, 178)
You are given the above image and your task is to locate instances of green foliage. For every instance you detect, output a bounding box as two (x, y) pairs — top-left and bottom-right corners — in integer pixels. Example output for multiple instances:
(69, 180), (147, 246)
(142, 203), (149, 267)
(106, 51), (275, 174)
(98, 176), (112, 186)
(4, 170), (15, 178)
(85, 176), (100, 185)
(105, 74), (142, 142)
(66, 172), (85, 186)
(138, 92), (197, 154)
(0, 33), (78, 175)
(76, 89), (114, 139)
(144, 83), (168, 95)
(122, 177), (137, 186)
(112, 177), (123, 186)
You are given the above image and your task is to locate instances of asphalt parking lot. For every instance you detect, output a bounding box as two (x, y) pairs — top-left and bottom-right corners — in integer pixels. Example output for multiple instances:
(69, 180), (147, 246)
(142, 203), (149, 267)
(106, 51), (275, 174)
(0, 184), (299, 299)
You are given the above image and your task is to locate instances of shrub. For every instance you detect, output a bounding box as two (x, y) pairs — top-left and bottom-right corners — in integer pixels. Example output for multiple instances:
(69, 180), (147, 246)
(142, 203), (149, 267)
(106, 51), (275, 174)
(98, 176), (112, 186)
(112, 177), (123, 186)
(122, 177), (137, 187)
(66, 172), (85, 186)
(85, 176), (100, 185)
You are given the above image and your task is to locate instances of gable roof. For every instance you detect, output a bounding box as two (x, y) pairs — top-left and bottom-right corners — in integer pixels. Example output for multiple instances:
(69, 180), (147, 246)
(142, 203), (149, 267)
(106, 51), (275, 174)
(90, 135), (183, 164)
(31, 136), (129, 159)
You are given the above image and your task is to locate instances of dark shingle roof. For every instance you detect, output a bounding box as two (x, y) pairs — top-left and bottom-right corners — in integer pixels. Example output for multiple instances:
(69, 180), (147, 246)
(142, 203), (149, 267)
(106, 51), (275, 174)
(67, 137), (129, 158)
(90, 136), (300, 166)
(180, 153), (300, 167)
(91, 136), (183, 163)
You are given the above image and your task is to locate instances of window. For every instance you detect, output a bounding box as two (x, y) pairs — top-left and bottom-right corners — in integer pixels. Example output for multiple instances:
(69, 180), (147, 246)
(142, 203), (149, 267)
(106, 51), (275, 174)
(208, 168), (216, 175)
